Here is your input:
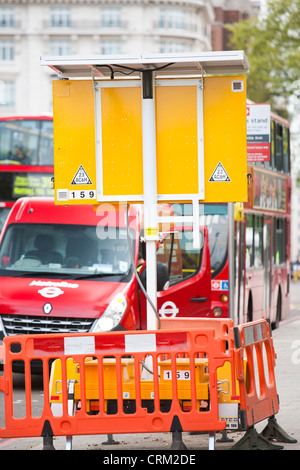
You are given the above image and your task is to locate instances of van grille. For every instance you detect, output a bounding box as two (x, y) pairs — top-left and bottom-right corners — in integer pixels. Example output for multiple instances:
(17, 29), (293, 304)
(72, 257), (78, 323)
(1, 315), (94, 336)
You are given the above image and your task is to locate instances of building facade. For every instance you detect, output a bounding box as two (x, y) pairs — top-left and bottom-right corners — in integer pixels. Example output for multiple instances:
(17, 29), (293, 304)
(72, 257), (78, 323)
(0, 0), (214, 115)
(211, 0), (260, 51)
(0, 0), (259, 116)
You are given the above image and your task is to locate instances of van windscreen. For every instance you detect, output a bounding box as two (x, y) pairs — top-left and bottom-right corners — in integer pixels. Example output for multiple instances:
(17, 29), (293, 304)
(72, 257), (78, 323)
(0, 223), (134, 281)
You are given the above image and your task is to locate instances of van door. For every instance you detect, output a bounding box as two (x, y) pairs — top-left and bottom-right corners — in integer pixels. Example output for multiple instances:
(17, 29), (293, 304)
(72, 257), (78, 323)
(139, 227), (211, 329)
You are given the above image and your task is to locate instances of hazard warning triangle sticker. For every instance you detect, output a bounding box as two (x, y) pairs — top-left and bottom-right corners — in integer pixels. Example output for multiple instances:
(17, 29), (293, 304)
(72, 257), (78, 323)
(71, 165), (92, 185)
(209, 162), (231, 182)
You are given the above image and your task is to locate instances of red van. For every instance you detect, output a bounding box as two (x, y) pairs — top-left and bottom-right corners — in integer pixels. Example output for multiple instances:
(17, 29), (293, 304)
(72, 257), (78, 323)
(0, 197), (212, 339)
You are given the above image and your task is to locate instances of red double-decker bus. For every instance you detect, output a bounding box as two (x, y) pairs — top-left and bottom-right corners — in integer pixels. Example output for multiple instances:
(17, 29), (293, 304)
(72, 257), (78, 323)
(238, 109), (291, 328)
(0, 116), (54, 229)
(174, 107), (291, 329)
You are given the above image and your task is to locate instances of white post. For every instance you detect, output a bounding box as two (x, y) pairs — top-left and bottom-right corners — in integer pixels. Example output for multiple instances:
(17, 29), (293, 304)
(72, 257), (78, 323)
(228, 202), (236, 324)
(141, 70), (158, 331)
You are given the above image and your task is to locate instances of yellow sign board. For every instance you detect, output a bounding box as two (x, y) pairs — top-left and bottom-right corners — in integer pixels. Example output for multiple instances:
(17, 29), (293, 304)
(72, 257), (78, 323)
(101, 84), (143, 198)
(53, 75), (247, 205)
(53, 80), (96, 205)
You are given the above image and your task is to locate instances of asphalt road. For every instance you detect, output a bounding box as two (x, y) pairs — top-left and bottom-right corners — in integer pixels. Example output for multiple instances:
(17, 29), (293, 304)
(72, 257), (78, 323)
(1, 281), (300, 452)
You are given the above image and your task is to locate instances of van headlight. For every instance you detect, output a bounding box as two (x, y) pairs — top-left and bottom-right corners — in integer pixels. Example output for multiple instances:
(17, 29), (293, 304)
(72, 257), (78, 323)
(91, 293), (127, 332)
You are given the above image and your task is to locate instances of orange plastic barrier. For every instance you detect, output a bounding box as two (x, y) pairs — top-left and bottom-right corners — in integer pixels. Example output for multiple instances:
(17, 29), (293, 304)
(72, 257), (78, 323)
(233, 318), (279, 429)
(0, 317), (283, 449)
(0, 323), (234, 444)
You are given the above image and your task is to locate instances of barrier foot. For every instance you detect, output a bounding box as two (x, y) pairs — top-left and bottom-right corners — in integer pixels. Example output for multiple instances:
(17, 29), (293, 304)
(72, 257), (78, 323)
(170, 416), (187, 450)
(102, 434), (120, 445)
(216, 430), (234, 443)
(260, 416), (297, 444)
(170, 430), (187, 450)
(231, 426), (284, 450)
(42, 435), (55, 451)
(42, 420), (55, 450)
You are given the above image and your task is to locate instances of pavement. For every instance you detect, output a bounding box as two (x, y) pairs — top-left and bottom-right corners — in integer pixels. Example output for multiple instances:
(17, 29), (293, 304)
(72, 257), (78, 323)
(0, 313), (300, 452)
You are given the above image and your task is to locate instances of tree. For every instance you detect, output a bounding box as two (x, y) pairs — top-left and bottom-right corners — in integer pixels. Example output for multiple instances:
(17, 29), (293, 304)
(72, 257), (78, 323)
(228, 0), (300, 114)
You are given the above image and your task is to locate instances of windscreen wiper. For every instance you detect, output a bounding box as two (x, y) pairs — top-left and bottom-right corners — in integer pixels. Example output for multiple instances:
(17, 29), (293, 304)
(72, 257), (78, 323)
(8, 271), (60, 278)
(73, 272), (128, 280)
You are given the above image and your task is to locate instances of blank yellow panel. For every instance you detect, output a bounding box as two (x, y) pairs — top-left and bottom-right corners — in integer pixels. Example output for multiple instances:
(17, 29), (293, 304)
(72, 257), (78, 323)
(203, 75), (248, 202)
(53, 80), (97, 204)
(52, 76), (247, 205)
(101, 87), (143, 196)
(156, 85), (199, 196)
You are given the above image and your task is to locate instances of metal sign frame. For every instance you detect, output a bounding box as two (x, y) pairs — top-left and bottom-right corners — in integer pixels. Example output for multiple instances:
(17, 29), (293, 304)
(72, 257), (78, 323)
(93, 78), (204, 203)
(42, 52), (249, 328)
(41, 51), (249, 78)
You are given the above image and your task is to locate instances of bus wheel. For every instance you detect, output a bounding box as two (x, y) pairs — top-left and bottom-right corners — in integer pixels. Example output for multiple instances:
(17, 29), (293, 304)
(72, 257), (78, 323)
(247, 294), (253, 323)
(272, 291), (281, 330)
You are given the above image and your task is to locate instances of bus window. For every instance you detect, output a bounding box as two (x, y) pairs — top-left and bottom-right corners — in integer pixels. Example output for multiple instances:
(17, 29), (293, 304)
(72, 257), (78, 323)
(254, 216), (263, 268)
(0, 117), (54, 230)
(270, 120), (276, 170)
(275, 122), (283, 172)
(0, 118), (53, 166)
(283, 126), (290, 174)
(40, 120), (54, 165)
(275, 218), (286, 265)
(246, 214), (254, 268)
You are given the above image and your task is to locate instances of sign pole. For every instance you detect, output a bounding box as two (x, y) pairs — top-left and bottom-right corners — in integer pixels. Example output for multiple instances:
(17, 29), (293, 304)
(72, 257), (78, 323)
(141, 70), (158, 330)
(228, 202), (236, 324)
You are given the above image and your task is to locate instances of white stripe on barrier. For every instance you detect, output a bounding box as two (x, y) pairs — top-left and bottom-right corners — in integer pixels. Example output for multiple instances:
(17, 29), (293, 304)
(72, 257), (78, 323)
(64, 336), (95, 355)
(243, 323), (266, 346)
(125, 333), (156, 353)
(244, 326), (254, 346)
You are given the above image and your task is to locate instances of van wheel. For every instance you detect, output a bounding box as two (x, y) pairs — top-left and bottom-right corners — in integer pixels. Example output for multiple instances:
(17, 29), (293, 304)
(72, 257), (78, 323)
(272, 291), (281, 330)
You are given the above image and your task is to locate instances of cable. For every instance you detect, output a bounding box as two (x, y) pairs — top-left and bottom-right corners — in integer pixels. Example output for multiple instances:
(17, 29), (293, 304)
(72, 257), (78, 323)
(96, 65), (115, 79)
(111, 62), (175, 77)
(125, 204), (161, 329)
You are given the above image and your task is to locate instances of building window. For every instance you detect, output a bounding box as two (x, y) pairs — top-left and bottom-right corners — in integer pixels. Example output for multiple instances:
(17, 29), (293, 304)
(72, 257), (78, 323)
(0, 80), (15, 107)
(0, 40), (14, 61)
(50, 8), (71, 28)
(159, 8), (186, 29)
(159, 41), (187, 53)
(0, 8), (14, 27)
(100, 8), (122, 28)
(50, 40), (72, 56)
(100, 40), (121, 55)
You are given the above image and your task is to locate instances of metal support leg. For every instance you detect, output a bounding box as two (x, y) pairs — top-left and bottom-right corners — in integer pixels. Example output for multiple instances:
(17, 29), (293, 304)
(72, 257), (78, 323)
(102, 434), (120, 445)
(66, 436), (73, 450)
(66, 379), (76, 450)
(208, 431), (215, 450)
